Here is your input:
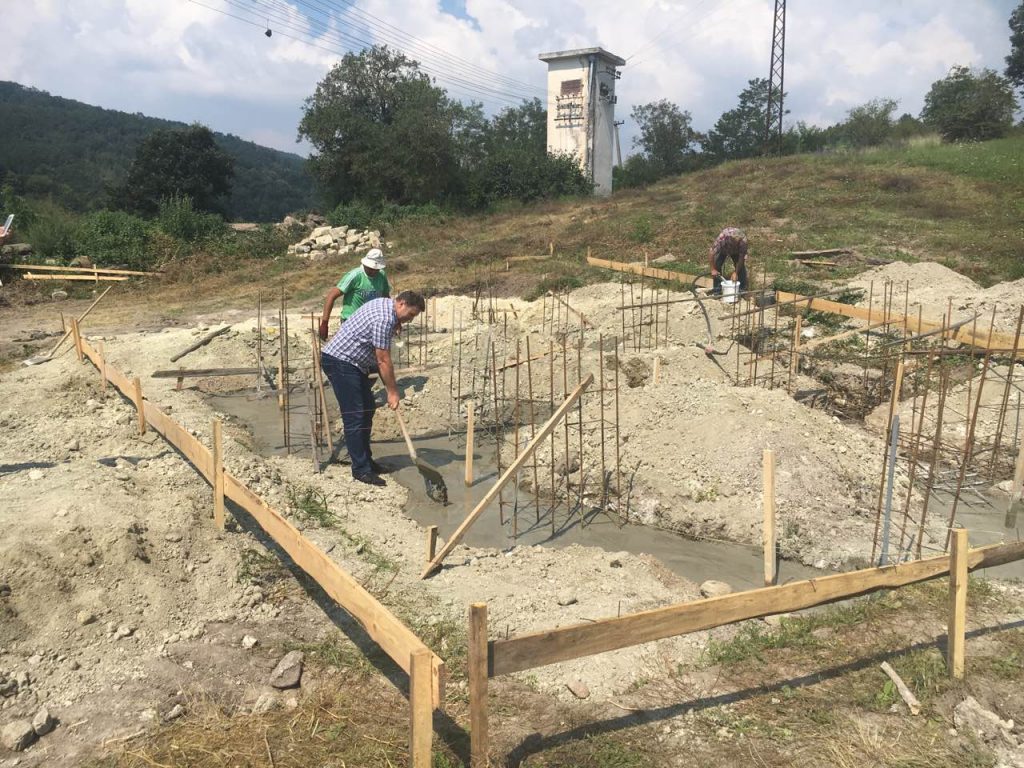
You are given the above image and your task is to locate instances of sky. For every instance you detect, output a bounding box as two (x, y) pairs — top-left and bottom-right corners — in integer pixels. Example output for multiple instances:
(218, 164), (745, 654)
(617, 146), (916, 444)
(1, 0), (1019, 158)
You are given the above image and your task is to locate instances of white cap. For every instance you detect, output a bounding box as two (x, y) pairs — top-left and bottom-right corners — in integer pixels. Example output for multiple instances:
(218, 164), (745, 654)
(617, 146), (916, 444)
(361, 248), (386, 270)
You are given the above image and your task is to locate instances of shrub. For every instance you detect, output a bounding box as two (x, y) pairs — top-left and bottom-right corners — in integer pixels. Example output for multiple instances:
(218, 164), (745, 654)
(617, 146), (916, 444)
(24, 204), (78, 259)
(327, 200), (376, 230)
(157, 194), (223, 242)
(75, 210), (154, 269)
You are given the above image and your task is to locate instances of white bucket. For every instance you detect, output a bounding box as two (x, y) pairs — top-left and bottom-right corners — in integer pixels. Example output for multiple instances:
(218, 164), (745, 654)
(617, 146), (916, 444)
(721, 279), (739, 304)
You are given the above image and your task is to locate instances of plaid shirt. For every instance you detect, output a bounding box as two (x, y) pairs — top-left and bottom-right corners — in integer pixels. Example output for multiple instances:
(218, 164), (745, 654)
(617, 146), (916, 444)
(710, 227), (748, 260)
(322, 297), (396, 374)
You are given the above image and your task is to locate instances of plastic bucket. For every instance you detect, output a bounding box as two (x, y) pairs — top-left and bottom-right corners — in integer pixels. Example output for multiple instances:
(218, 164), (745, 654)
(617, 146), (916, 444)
(721, 279), (739, 304)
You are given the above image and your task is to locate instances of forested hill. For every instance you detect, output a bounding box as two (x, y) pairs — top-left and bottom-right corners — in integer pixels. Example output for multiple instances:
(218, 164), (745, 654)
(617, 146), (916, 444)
(0, 81), (318, 221)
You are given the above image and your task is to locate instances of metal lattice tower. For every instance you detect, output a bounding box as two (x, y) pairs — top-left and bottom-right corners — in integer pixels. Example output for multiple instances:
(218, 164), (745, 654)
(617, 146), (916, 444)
(764, 0), (786, 155)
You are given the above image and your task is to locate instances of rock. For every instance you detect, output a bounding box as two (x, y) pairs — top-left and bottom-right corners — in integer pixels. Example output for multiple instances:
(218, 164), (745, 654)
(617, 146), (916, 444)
(76, 611), (96, 626)
(314, 235), (333, 249)
(1, 719), (37, 751)
(652, 253), (676, 264)
(242, 635), (259, 650)
(77, 551), (94, 567)
(28, 469), (44, 481)
(65, 438), (80, 452)
(345, 232), (361, 245)
(566, 680), (590, 699)
(164, 532), (183, 543)
(310, 225), (332, 238)
(699, 580), (733, 599)
(269, 651), (304, 689)
(556, 592), (577, 607)
(32, 707), (55, 736)
(0, 584), (10, 597)
(51, 290), (68, 301)
(252, 691), (281, 714)
(0, 678), (17, 697)
(954, 696), (1017, 747)
(164, 704), (185, 722)
(621, 357), (651, 388)
(114, 624), (134, 639)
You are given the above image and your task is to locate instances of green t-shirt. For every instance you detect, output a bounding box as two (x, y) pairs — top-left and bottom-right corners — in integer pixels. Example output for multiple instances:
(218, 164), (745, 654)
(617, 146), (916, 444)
(337, 266), (390, 319)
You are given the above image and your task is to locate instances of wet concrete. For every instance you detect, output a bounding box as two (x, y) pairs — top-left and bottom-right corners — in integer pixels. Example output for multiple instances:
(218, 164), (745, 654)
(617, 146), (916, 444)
(209, 386), (822, 591)
(924, 487), (1024, 582)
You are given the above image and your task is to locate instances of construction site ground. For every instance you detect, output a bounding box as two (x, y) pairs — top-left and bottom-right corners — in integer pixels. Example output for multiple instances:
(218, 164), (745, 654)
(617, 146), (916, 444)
(4, 258), (1024, 767)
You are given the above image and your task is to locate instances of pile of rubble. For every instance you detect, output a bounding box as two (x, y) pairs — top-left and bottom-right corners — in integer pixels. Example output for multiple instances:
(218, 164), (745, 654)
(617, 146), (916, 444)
(286, 225), (384, 260)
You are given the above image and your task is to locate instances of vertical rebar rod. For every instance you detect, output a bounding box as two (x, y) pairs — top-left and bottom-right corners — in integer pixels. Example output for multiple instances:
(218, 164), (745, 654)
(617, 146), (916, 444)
(256, 290), (263, 392)
(863, 281), (875, 393)
(916, 366), (949, 559)
(946, 353), (991, 549)
(549, 339), (556, 533)
(562, 335), (570, 514)
(513, 339), (521, 538)
(769, 301), (779, 390)
(526, 336), (539, 523)
(988, 306), (1024, 479)
(614, 334), (622, 523)
(897, 354), (933, 559)
(491, 342), (504, 524)
(577, 327), (585, 524)
(599, 334), (607, 509)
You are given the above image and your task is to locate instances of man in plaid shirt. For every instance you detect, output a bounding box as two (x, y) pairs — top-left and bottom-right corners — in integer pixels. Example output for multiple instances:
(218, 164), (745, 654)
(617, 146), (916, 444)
(321, 291), (425, 485)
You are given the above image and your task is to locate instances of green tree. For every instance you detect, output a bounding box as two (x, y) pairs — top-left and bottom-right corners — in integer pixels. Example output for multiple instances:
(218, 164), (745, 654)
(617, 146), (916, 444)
(835, 98), (899, 148)
(630, 99), (701, 176)
(113, 125), (234, 216)
(299, 45), (462, 206)
(1006, 1), (1024, 97)
(702, 78), (777, 161)
(921, 66), (1018, 142)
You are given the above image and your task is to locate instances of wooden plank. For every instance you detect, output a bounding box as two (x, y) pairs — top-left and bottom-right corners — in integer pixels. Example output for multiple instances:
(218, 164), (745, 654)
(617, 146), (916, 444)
(553, 293), (592, 328)
(223, 473), (445, 708)
(39, 286), (113, 360)
(763, 449), (776, 587)
(23, 273), (129, 282)
(153, 367), (262, 378)
(948, 529), (968, 678)
(489, 538), (1024, 677)
(213, 419), (225, 531)
(8, 263), (156, 276)
(169, 325), (232, 363)
(469, 603), (489, 768)
(788, 248), (853, 258)
(132, 377), (146, 435)
(409, 648), (434, 768)
(465, 401), (475, 487)
(71, 318), (83, 363)
(420, 374), (594, 579)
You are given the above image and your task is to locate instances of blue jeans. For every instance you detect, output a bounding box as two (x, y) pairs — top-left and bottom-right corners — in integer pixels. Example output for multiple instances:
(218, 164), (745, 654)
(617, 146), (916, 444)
(321, 354), (376, 477)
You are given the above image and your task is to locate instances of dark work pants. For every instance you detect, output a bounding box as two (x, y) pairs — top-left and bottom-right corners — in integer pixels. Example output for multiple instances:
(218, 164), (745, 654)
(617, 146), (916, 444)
(321, 353), (376, 477)
(712, 253), (749, 294)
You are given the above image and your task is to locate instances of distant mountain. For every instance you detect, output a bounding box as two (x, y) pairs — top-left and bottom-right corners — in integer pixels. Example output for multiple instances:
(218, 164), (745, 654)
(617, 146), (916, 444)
(0, 81), (318, 221)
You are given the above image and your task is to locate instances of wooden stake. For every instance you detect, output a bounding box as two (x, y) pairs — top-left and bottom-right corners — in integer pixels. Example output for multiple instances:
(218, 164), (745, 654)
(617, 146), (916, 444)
(132, 376), (146, 435)
(880, 661), (921, 715)
(213, 419), (225, 530)
(409, 647), (434, 768)
(948, 528), (968, 679)
(465, 400), (475, 486)
(763, 449), (777, 587)
(652, 356), (661, 384)
(71, 318), (83, 362)
(98, 342), (108, 392)
(426, 525), (439, 562)
(469, 603), (489, 768)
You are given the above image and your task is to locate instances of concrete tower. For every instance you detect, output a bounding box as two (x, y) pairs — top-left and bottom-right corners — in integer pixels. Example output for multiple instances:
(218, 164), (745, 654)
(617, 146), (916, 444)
(538, 47), (625, 196)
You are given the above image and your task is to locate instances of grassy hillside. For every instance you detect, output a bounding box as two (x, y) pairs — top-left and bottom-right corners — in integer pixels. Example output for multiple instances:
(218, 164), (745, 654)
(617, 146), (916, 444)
(0, 81), (318, 221)
(370, 133), (1024, 298)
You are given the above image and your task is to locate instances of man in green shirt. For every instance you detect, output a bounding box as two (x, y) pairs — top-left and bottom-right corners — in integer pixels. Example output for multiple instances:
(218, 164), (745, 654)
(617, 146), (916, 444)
(318, 248), (391, 340)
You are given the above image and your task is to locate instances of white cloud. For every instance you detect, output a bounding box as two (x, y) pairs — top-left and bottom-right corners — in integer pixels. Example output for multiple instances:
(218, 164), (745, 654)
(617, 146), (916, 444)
(0, 0), (1018, 155)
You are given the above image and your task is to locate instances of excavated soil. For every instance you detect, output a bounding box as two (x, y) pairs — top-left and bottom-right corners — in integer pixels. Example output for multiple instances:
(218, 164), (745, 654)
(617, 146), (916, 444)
(3, 279), (1024, 765)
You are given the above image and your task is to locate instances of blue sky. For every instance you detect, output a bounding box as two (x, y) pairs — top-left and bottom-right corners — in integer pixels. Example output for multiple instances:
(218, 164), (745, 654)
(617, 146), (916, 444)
(1, 1), (1019, 157)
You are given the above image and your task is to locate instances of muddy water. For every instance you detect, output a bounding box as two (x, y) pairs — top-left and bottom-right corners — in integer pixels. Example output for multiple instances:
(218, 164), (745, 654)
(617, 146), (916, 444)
(210, 388), (821, 591)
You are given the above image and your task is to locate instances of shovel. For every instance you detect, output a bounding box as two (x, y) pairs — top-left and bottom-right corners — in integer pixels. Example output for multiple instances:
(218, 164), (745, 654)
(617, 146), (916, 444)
(394, 408), (448, 505)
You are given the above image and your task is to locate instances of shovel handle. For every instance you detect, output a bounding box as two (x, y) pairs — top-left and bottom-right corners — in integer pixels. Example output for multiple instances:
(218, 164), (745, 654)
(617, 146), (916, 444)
(394, 408), (418, 461)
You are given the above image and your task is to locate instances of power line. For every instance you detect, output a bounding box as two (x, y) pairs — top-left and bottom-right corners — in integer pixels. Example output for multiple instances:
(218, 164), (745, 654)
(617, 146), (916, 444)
(190, 0), (539, 106)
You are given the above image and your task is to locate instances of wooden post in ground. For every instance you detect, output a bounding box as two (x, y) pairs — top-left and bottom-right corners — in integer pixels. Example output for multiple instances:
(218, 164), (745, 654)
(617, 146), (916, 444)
(469, 603), (489, 767)
(98, 342), (108, 392)
(948, 528), (969, 679)
(213, 419), (225, 531)
(132, 377), (146, 435)
(763, 449), (777, 586)
(465, 400), (475, 486)
(426, 525), (439, 563)
(71, 318), (83, 362)
(409, 647), (434, 768)
(653, 356), (661, 384)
